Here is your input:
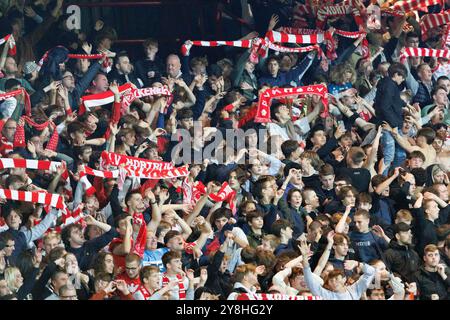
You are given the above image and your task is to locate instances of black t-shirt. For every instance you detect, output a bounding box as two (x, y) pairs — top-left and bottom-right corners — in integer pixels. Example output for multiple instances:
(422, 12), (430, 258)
(337, 167), (371, 193)
(302, 174), (321, 190)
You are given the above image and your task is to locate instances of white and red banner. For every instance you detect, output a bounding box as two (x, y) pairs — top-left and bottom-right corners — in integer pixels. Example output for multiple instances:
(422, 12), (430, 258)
(254, 85), (329, 123)
(100, 151), (189, 179)
(236, 293), (323, 300)
(122, 86), (172, 109)
(316, 1), (364, 30)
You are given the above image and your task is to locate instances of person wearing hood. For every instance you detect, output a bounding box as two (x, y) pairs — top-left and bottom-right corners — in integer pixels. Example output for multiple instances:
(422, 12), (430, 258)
(425, 164), (448, 187)
(384, 223), (420, 283)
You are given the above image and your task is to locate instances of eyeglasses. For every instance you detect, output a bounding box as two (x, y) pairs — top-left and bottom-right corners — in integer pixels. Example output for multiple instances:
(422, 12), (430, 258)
(126, 267), (138, 270)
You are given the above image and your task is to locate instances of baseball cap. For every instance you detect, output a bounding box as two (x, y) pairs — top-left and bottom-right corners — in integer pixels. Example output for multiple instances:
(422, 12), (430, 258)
(394, 222), (411, 234)
(23, 61), (38, 75)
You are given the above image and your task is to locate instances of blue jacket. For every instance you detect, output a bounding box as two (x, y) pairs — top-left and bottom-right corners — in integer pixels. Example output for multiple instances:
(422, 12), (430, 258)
(258, 53), (314, 87)
(349, 231), (388, 263)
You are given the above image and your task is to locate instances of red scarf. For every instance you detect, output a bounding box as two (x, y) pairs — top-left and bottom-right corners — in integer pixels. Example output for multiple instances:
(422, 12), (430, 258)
(162, 273), (186, 300)
(254, 85), (329, 123)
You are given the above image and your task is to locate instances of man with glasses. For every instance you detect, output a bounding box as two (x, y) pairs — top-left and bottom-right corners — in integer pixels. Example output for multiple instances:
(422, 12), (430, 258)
(58, 284), (78, 300)
(115, 253), (142, 295)
(60, 55), (107, 112)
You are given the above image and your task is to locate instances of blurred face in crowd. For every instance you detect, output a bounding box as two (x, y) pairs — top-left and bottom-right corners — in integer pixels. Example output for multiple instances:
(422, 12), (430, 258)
(69, 227), (85, 246)
(4, 57), (18, 75)
(334, 239), (349, 257)
(418, 64), (433, 82)
(104, 254), (115, 274)
(52, 273), (69, 292)
(320, 174), (335, 190)
(423, 249), (440, 268)
(267, 59), (280, 77)
(311, 130), (327, 147)
(304, 190), (320, 208)
(167, 235), (184, 252)
(76, 58), (90, 74)
(406, 36), (420, 48)
(6, 211), (22, 230)
(435, 184), (449, 202)
(144, 271), (161, 289)
(433, 168), (446, 184)
(166, 55), (181, 78)
(62, 71), (76, 90)
(127, 193), (145, 212)
(368, 289), (386, 300)
(44, 237), (60, 255)
(125, 260), (140, 279)
(93, 74), (109, 92)
(396, 230), (413, 246)
(167, 257), (183, 274)
(145, 44), (158, 59)
(228, 171), (240, 190)
(249, 216), (264, 231)
(342, 190), (356, 206)
(2, 119), (17, 141)
(215, 217), (229, 231)
(116, 55), (132, 75)
(408, 156), (424, 169)
(437, 78), (450, 93)
(353, 214), (369, 233)
(289, 190), (303, 208)
(244, 61), (255, 73)
(146, 232), (158, 250)
(433, 88), (448, 106)
(85, 195), (99, 213)
(3, 240), (15, 257)
(425, 200), (440, 220)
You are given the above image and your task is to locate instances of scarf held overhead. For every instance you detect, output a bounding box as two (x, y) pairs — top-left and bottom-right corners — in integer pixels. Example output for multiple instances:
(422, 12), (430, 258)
(254, 85), (329, 123)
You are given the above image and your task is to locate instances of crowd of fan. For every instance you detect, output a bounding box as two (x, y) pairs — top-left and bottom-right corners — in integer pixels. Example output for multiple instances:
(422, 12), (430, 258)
(0, 0), (449, 300)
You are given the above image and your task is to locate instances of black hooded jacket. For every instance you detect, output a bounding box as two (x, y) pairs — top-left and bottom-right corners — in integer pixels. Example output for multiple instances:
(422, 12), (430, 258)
(384, 240), (420, 283)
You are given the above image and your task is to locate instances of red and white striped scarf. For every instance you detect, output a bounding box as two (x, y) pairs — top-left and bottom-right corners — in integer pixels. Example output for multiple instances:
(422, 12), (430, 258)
(0, 188), (66, 209)
(209, 182), (237, 214)
(236, 293), (323, 300)
(182, 177), (206, 206)
(36, 48), (108, 73)
(135, 285), (153, 300)
(0, 157), (72, 198)
(0, 89), (31, 117)
(391, 0), (441, 12)
(255, 85), (329, 123)
(400, 47), (450, 62)
(162, 273), (186, 300)
(79, 83), (133, 115)
(0, 34), (16, 56)
(265, 30), (329, 44)
(420, 10), (450, 39)
(181, 40), (252, 56)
